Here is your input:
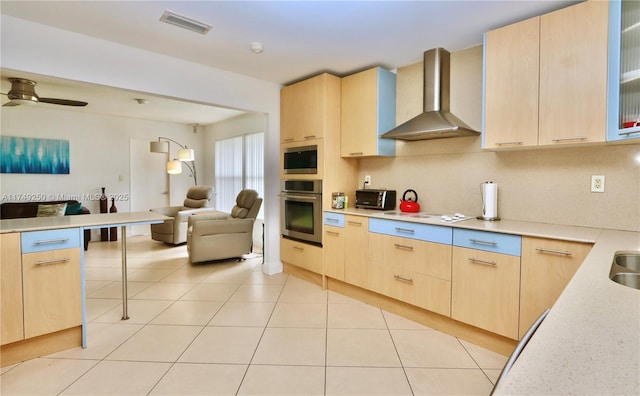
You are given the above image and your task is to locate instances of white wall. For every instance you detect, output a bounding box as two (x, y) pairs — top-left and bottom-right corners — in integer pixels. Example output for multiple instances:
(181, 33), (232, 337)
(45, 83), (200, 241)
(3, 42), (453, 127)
(1, 106), (204, 238)
(1, 15), (283, 274)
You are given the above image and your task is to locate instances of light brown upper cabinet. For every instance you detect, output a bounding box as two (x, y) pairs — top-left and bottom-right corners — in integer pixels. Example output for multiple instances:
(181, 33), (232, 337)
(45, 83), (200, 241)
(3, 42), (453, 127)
(484, 0), (609, 149)
(280, 73), (341, 144)
(341, 67), (396, 157)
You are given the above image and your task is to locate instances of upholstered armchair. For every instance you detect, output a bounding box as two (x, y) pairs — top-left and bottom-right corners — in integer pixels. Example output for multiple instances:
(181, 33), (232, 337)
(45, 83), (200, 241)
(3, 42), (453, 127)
(149, 186), (214, 245)
(186, 189), (262, 263)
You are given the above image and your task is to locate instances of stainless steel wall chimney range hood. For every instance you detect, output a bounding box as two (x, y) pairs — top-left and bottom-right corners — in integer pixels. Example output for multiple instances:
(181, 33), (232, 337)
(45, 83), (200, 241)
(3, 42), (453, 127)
(381, 48), (479, 141)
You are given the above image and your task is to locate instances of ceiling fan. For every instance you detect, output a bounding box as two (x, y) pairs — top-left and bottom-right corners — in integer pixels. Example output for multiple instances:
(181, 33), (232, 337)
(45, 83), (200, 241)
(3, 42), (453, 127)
(2, 77), (88, 107)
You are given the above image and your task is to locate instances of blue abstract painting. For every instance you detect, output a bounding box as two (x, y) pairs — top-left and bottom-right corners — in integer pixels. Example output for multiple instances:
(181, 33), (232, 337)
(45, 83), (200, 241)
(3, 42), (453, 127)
(0, 136), (70, 174)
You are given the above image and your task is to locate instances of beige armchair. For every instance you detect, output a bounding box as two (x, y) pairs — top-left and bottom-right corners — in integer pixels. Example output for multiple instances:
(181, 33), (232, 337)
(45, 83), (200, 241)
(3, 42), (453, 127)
(187, 189), (262, 263)
(149, 186), (214, 245)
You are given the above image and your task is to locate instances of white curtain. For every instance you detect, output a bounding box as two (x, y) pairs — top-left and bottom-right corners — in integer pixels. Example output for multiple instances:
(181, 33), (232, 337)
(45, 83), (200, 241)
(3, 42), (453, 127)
(214, 136), (243, 212)
(214, 132), (264, 219)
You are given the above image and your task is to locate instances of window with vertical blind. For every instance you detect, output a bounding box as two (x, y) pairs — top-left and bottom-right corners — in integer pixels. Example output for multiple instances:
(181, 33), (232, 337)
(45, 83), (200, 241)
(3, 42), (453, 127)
(214, 132), (264, 219)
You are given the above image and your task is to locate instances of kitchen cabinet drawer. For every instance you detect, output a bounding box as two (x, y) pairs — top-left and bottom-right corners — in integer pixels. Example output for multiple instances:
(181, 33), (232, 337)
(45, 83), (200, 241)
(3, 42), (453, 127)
(281, 237), (323, 275)
(369, 218), (452, 245)
(22, 247), (82, 339)
(453, 228), (521, 256)
(21, 228), (81, 253)
(324, 212), (345, 227)
(368, 264), (451, 317)
(451, 246), (520, 339)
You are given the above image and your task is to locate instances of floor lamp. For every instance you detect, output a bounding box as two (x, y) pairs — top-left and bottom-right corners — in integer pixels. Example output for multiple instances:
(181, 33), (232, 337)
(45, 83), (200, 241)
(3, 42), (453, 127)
(150, 137), (198, 185)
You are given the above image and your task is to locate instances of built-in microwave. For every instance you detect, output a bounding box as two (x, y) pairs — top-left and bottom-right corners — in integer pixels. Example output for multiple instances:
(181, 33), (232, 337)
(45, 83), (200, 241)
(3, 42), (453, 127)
(283, 145), (318, 174)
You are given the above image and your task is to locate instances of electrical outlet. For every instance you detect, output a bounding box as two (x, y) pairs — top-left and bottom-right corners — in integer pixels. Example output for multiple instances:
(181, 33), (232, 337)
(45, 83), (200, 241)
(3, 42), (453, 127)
(364, 175), (371, 185)
(591, 175), (605, 193)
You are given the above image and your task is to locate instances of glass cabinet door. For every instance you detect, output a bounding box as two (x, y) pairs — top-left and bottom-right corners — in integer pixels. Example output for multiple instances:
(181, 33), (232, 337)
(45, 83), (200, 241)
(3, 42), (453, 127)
(608, 0), (640, 141)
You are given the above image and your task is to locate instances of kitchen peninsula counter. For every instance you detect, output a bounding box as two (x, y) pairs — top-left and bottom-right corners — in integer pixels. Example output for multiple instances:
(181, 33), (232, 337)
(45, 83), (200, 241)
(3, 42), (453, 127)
(327, 208), (640, 395)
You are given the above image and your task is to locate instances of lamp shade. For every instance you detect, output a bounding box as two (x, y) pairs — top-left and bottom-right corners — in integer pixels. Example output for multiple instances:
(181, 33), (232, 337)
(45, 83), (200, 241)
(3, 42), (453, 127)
(178, 148), (195, 161)
(166, 160), (182, 174)
(150, 141), (170, 153)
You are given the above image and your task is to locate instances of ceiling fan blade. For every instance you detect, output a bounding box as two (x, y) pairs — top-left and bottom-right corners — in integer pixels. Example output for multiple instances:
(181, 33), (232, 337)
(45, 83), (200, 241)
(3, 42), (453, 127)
(39, 97), (88, 107)
(2, 101), (21, 107)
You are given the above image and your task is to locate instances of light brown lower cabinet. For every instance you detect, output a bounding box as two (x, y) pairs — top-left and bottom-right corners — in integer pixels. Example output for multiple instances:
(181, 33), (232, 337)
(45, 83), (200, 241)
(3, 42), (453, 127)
(281, 237), (323, 274)
(22, 248), (82, 339)
(323, 224), (344, 280)
(343, 216), (369, 288)
(519, 236), (592, 338)
(1, 233), (24, 345)
(451, 246), (521, 339)
(368, 233), (452, 316)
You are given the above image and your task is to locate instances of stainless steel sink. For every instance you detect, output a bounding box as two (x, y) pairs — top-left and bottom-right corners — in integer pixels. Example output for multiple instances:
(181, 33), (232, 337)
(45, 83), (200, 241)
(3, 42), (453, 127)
(614, 252), (640, 271)
(610, 273), (640, 289)
(610, 251), (640, 290)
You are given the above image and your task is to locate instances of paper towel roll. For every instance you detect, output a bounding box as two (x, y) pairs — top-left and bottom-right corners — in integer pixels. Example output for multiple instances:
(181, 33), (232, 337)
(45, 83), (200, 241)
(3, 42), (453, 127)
(481, 182), (499, 220)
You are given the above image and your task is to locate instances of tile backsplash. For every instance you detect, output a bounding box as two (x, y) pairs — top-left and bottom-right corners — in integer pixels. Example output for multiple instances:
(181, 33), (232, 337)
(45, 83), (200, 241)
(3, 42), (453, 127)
(358, 46), (640, 232)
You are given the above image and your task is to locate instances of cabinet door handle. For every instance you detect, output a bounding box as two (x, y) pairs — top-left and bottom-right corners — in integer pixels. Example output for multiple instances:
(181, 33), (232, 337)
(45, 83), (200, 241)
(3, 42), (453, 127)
(469, 238), (497, 246)
(347, 221), (362, 226)
(395, 227), (415, 234)
(326, 218), (339, 223)
(468, 258), (497, 266)
(34, 238), (70, 245)
(349, 152), (364, 156)
(35, 257), (71, 266)
(326, 230), (340, 236)
(393, 243), (414, 251)
(304, 135), (316, 139)
(618, 130), (640, 137)
(293, 246), (304, 251)
(535, 247), (572, 256)
(394, 274), (414, 283)
(282, 138), (294, 142)
(495, 141), (524, 146)
(552, 136), (587, 142)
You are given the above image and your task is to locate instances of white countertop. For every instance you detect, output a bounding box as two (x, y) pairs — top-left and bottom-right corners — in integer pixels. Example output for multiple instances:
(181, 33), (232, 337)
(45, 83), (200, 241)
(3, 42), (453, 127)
(0, 211), (168, 233)
(328, 208), (640, 394)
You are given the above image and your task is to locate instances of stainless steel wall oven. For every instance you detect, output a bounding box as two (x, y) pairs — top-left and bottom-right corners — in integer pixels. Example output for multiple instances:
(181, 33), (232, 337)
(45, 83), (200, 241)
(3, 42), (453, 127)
(280, 179), (322, 245)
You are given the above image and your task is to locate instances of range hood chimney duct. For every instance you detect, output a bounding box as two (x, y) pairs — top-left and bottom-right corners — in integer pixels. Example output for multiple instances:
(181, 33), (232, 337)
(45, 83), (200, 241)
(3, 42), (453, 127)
(381, 48), (479, 141)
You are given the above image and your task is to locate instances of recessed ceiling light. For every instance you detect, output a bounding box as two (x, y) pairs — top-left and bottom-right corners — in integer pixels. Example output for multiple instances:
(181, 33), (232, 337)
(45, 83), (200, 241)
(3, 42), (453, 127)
(160, 10), (212, 35)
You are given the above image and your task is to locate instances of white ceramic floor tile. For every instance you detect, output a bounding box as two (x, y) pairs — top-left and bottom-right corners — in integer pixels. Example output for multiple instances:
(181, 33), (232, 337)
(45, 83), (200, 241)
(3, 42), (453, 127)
(84, 298), (122, 322)
(328, 302), (386, 329)
(150, 300), (223, 325)
(252, 327), (326, 366)
(326, 328), (401, 367)
(60, 360), (171, 395)
(126, 268), (176, 282)
(180, 283), (240, 301)
(87, 281), (153, 299)
(405, 368), (494, 395)
(244, 270), (288, 285)
(131, 282), (195, 300)
(227, 283), (284, 302)
(179, 326), (264, 364)
(325, 366), (413, 395)
(106, 324), (201, 362)
(278, 276), (328, 303)
(0, 358), (97, 395)
(150, 363), (247, 395)
(391, 329), (478, 368)
(327, 290), (365, 304)
(237, 365), (325, 396)
(159, 266), (217, 283)
(484, 368), (502, 385)
(47, 322), (143, 360)
(382, 310), (433, 330)
(459, 339), (509, 369)
(84, 267), (123, 281)
(92, 299), (174, 324)
(268, 302), (327, 328)
(208, 301), (275, 327)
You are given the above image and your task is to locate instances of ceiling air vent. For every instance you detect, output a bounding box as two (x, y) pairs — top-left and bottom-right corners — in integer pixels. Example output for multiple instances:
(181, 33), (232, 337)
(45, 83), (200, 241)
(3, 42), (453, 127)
(160, 10), (212, 35)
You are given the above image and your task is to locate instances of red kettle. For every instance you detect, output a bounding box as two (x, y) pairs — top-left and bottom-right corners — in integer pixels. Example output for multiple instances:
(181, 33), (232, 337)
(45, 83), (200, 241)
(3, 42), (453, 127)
(400, 189), (420, 213)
